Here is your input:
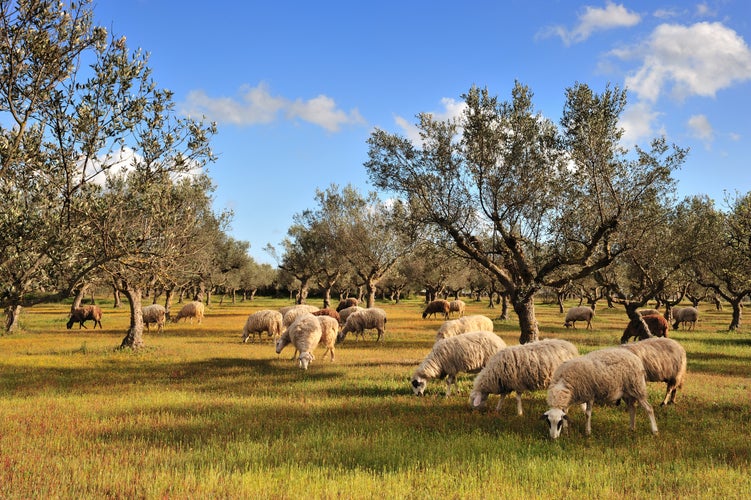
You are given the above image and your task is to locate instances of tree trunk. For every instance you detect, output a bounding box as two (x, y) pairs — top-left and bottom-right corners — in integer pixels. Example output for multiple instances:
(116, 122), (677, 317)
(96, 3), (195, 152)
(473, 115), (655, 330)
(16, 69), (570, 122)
(112, 286), (122, 308)
(71, 288), (86, 310)
(4, 305), (22, 332)
(558, 293), (565, 313)
(119, 286), (145, 349)
(365, 280), (377, 308)
(499, 292), (509, 320)
(729, 300), (742, 331)
(322, 287), (332, 309)
(164, 288), (175, 319)
(512, 295), (539, 344)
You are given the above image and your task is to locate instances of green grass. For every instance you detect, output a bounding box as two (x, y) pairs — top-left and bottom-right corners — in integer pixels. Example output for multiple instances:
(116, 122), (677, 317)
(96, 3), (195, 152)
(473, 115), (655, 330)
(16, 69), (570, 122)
(1, 297), (750, 498)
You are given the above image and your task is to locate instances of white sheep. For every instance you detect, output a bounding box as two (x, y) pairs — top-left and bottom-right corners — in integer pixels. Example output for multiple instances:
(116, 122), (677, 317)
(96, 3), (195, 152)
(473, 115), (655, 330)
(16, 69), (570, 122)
(543, 347), (659, 439)
(469, 339), (579, 415)
(668, 307), (699, 330)
(171, 301), (205, 324)
(638, 308), (661, 317)
(141, 304), (166, 333)
(280, 304), (320, 328)
(410, 331), (507, 397)
(620, 337), (687, 406)
(316, 315), (338, 362)
(563, 306), (594, 329)
(275, 313), (322, 370)
(336, 308), (387, 342)
(241, 309), (284, 343)
(448, 299), (466, 317)
(337, 305), (364, 326)
(435, 315), (494, 341)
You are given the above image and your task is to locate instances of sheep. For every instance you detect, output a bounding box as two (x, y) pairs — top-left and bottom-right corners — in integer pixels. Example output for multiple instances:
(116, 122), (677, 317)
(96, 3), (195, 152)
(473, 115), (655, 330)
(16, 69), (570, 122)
(620, 337), (687, 406)
(668, 307), (699, 330)
(448, 299), (466, 318)
(563, 306), (594, 330)
(435, 315), (494, 341)
(422, 299), (451, 320)
(66, 305), (103, 329)
(542, 347), (659, 439)
(316, 315), (338, 362)
(275, 313), (322, 370)
(337, 308), (387, 342)
(281, 304), (320, 328)
(469, 339), (579, 415)
(638, 308), (661, 317)
(171, 301), (204, 324)
(241, 309), (284, 343)
(141, 304), (166, 333)
(410, 331), (507, 397)
(312, 308), (341, 324)
(335, 297), (359, 312)
(620, 314), (669, 343)
(338, 305), (365, 326)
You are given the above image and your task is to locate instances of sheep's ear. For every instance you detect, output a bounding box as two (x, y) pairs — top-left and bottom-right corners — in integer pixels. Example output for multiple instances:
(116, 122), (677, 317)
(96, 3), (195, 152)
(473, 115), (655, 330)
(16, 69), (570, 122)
(540, 413), (548, 421)
(563, 413), (569, 422)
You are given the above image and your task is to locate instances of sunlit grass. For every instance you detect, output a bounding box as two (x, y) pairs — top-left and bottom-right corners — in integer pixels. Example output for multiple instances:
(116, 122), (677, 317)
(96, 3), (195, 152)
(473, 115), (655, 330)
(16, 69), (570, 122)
(1, 296), (750, 498)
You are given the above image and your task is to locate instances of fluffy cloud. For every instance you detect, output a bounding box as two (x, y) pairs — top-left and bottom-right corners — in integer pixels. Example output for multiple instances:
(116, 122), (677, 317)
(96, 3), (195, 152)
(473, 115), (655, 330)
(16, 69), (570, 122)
(538, 2), (641, 45)
(687, 114), (714, 142)
(180, 82), (363, 132)
(614, 22), (751, 102)
(618, 101), (661, 146)
(394, 97), (466, 146)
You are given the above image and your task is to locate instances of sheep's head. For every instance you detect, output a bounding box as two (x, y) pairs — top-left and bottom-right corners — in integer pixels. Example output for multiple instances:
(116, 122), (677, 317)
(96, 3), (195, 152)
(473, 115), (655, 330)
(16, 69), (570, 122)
(275, 336), (288, 354)
(469, 390), (488, 409)
(542, 408), (568, 439)
(298, 351), (314, 370)
(410, 376), (427, 396)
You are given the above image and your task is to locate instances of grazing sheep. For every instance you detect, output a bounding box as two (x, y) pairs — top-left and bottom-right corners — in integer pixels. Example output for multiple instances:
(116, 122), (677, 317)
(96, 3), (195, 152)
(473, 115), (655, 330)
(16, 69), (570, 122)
(281, 304), (320, 329)
(241, 309), (284, 343)
(449, 300), (466, 318)
(312, 308), (341, 324)
(275, 313), (322, 370)
(66, 305), (103, 329)
(171, 301), (205, 324)
(620, 314), (669, 343)
(337, 308), (387, 343)
(563, 306), (594, 330)
(469, 339), (579, 415)
(422, 299), (451, 320)
(316, 315), (339, 362)
(142, 304), (166, 333)
(620, 337), (687, 406)
(435, 315), (494, 341)
(638, 308), (661, 317)
(542, 347), (658, 439)
(335, 298), (359, 312)
(338, 305), (365, 326)
(668, 307), (699, 330)
(410, 331), (507, 397)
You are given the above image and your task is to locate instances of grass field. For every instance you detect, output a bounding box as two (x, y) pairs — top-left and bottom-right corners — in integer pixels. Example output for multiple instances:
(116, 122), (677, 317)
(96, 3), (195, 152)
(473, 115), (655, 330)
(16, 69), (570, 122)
(1, 296), (750, 498)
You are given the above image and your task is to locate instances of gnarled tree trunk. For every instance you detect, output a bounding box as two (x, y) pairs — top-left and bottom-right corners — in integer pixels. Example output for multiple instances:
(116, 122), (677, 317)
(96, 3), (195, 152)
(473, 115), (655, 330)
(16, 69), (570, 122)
(119, 286), (145, 349)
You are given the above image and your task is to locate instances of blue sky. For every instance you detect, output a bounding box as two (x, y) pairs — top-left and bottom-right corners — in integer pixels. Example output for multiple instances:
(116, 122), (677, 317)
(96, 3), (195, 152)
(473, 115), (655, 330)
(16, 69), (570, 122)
(93, 1), (751, 265)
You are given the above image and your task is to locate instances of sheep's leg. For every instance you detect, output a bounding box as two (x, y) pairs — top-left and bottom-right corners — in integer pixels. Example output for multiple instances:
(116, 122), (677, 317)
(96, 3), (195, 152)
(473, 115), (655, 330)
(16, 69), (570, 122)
(661, 382), (677, 406)
(515, 393), (524, 416)
(494, 393), (506, 412)
(445, 375), (456, 397)
(584, 402), (593, 435)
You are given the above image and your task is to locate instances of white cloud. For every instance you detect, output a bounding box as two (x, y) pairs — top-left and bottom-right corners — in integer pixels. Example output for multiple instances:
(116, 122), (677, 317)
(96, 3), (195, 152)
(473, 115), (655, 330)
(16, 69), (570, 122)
(539, 2), (641, 45)
(618, 100), (661, 145)
(687, 114), (714, 142)
(615, 22), (751, 102)
(393, 98), (467, 146)
(180, 82), (363, 132)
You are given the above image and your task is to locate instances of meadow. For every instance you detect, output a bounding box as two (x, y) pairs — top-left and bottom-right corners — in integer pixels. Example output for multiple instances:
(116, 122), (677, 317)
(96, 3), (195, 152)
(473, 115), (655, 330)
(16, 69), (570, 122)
(0, 296), (750, 499)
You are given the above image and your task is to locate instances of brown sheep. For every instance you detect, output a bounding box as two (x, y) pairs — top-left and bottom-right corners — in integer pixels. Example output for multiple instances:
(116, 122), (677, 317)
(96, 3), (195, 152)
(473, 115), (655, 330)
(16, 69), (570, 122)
(312, 308), (341, 324)
(422, 299), (450, 320)
(335, 298), (359, 312)
(66, 305), (103, 329)
(620, 314), (669, 343)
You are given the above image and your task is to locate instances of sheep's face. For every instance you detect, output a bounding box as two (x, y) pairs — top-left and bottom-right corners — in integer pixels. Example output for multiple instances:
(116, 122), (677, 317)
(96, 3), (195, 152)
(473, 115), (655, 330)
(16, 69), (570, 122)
(298, 352), (314, 370)
(410, 377), (427, 396)
(542, 408), (568, 439)
(275, 337), (288, 354)
(469, 390), (487, 409)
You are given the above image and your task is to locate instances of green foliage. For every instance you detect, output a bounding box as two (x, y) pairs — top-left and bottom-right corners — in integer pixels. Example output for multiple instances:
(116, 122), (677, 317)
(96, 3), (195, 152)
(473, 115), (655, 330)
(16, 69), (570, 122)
(1, 298), (749, 497)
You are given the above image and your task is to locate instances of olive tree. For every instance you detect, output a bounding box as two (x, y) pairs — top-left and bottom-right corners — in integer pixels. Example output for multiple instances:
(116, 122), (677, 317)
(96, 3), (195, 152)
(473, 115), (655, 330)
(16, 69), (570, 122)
(366, 82), (684, 343)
